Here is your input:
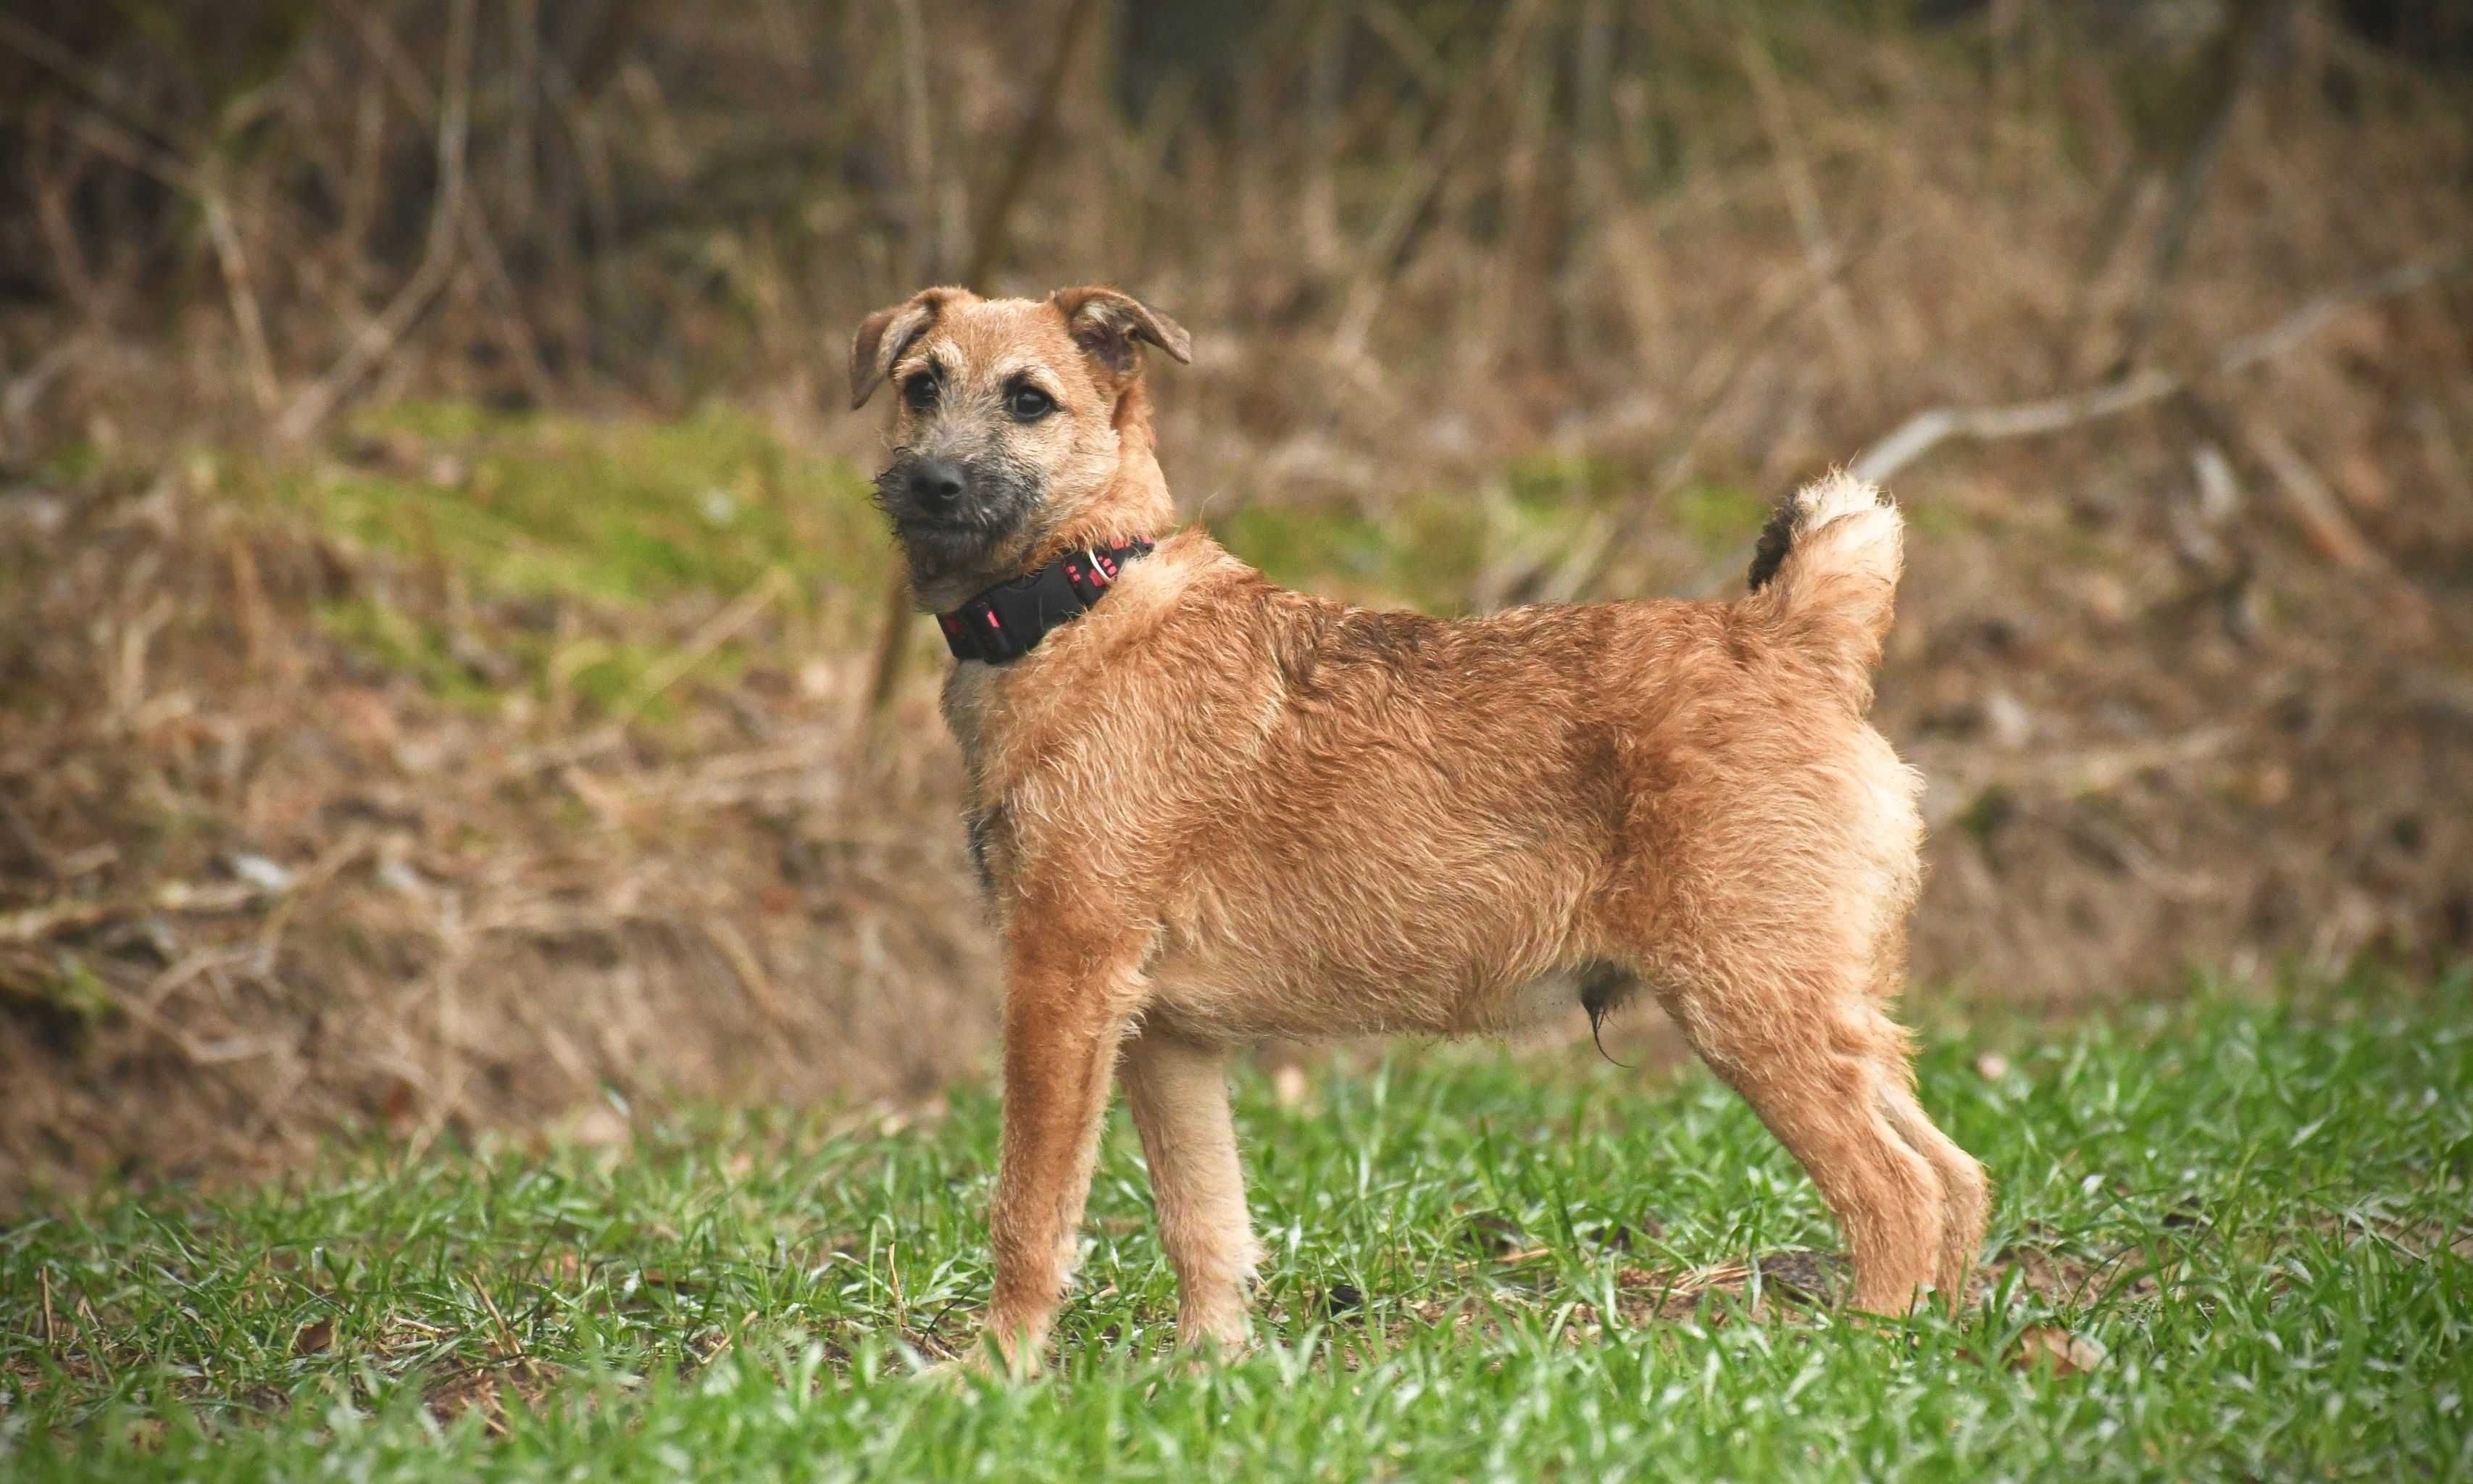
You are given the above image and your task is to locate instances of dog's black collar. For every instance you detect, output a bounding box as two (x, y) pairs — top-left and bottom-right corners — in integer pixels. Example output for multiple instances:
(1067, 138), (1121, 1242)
(934, 537), (1154, 664)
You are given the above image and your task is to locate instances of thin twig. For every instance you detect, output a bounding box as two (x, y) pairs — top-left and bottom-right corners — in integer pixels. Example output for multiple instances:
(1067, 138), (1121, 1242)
(30, 140), (104, 318)
(457, 199), (560, 407)
(888, 1235), (909, 1336)
(506, 0), (540, 215)
(1329, 0), (1549, 362)
(614, 567), (790, 727)
(202, 182), (282, 415)
(1852, 251), (2468, 484)
(0, 796), (62, 880)
(1301, 8), (1347, 272)
(351, 4), (441, 125)
(1544, 225), (1895, 602)
(493, 570), (791, 783)
(1359, 0), (1451, 95)
(2111, 0), (2294, 375)
(1, 335), (86, 451)
(472, 1275), (526, 1359)
(704, 918), (788, 1028)
(1737, 28), (1869, 391)
(253, 831), (376, 970)
(1, 879), (261, 946)
(1917, 726), (2243, 831)
(2245, 424), (2379, 571)
(0, 14), (182, 151)
(54, 107), (204, 196)
(890, 0), (941, 277)
(857, 566), (919, 730)
(2051, 164), (2152, 382)
(52, 101), (347, 307)
(274, 0), (477, 443)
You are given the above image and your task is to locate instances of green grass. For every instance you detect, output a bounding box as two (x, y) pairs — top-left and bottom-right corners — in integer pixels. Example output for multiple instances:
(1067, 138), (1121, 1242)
(1214, 459), (1617, 614)
(282, 404), (888, 606)
(7, 985), (2469, 1480)
(311, 599), (508, 714)
(217, 404), (880, 717)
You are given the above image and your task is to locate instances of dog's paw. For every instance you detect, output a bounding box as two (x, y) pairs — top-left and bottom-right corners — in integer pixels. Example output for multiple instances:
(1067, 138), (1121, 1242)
(917, 1327), (1044, 1385)
(915, 1354), (987, 1388)
(1175, 1316), (1255, 1359)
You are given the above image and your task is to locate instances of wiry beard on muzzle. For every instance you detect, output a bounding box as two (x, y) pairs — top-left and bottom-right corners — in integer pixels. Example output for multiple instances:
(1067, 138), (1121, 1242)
(871, 450), (1048, 592)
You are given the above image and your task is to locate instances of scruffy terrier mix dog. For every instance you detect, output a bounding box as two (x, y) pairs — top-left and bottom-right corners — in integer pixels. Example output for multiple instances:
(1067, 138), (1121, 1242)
(849, 285), (1988, 1371)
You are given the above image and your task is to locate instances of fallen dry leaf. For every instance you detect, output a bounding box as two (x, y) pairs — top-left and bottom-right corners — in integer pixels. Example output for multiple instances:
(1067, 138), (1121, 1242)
(2009, 1325), (2106, 1376)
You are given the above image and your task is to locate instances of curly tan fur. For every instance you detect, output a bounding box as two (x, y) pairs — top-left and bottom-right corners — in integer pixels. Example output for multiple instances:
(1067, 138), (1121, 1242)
(851, 285), (1989, 1370)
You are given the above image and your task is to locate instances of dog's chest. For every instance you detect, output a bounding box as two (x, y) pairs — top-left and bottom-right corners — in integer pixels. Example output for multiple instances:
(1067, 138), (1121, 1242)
(963, 801), (1013, 899)
(941, 662), (998, 759)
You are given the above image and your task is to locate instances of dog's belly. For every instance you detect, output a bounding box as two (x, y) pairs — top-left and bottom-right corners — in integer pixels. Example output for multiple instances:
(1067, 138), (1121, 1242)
(1135, 794), (1625, 1043)
(1146, 954), (1596, 1044)
(1144, 887), (1607, 1044)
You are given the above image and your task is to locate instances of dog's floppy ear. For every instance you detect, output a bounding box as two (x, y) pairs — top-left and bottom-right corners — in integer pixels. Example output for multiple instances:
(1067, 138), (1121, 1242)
(1051, 286), (1193, 380)
(849, 287), (967, 410)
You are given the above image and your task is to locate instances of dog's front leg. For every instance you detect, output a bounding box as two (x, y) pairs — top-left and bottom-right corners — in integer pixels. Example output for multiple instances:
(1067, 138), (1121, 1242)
(1121, 1028), (1261, 1351)
(980, 930), (1146, 1373)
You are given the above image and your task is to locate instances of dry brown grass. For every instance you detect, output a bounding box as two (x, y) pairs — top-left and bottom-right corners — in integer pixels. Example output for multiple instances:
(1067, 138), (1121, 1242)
(0, 459), (995, 1199)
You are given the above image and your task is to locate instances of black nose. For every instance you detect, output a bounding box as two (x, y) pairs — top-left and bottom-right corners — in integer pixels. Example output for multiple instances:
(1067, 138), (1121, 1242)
(907, 459), (967, 508)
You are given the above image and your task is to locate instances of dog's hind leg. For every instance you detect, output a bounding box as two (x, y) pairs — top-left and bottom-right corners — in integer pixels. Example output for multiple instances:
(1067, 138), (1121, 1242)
(1660, 976), (1946, 1315)
(1877, 1074), (1989, 1306)
(1866, 927), (1989, 1307)
(1121, 1027), (1261, 1351)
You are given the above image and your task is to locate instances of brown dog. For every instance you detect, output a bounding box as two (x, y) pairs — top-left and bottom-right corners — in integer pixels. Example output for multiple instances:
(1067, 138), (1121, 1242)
(848, 284), (1988, 1370)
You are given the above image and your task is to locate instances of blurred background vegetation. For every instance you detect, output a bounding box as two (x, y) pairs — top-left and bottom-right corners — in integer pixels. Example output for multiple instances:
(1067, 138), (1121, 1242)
(0, 0), (2468, 1204)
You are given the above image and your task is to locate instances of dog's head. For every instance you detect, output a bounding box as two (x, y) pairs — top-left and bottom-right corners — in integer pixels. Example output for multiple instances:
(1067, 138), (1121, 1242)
(848, 285), (1190, 609)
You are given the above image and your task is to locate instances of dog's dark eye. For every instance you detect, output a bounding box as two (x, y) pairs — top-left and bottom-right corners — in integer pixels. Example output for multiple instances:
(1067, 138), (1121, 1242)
(1006, 385), (1055, 422)
(901, 373), (938, 414)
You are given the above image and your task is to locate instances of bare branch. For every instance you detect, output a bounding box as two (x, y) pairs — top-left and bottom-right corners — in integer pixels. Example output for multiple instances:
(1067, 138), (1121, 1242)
(1738, 28), (1869, 391)
(2111, 0), (2296, 375)
(890, 0), (941, 276)
(1542, 225), (1896, 604)
(958, 0), (1103, 289)
(273, 0), (478, 444)
(2245, 424), (2377, 571)
(1328, 0), (1550, 362)
(203, 184), (282, 415)
(1852, 252), (2469, 485)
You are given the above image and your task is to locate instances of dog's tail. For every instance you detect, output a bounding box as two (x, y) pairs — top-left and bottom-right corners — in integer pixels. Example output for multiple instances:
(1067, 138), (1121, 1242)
(1736, 470), (1903, 709)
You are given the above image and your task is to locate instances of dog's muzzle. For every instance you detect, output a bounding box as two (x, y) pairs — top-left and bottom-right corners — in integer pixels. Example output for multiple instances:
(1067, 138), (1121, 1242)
(873, 454), (1045, 579)
(901, 457), (969, 516)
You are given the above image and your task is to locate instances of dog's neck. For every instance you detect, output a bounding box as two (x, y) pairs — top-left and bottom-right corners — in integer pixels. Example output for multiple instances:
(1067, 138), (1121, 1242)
(1032, 378), (1173, 569)
(930, 386), (1174, 665)
(1031, 451), (1170, 570)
